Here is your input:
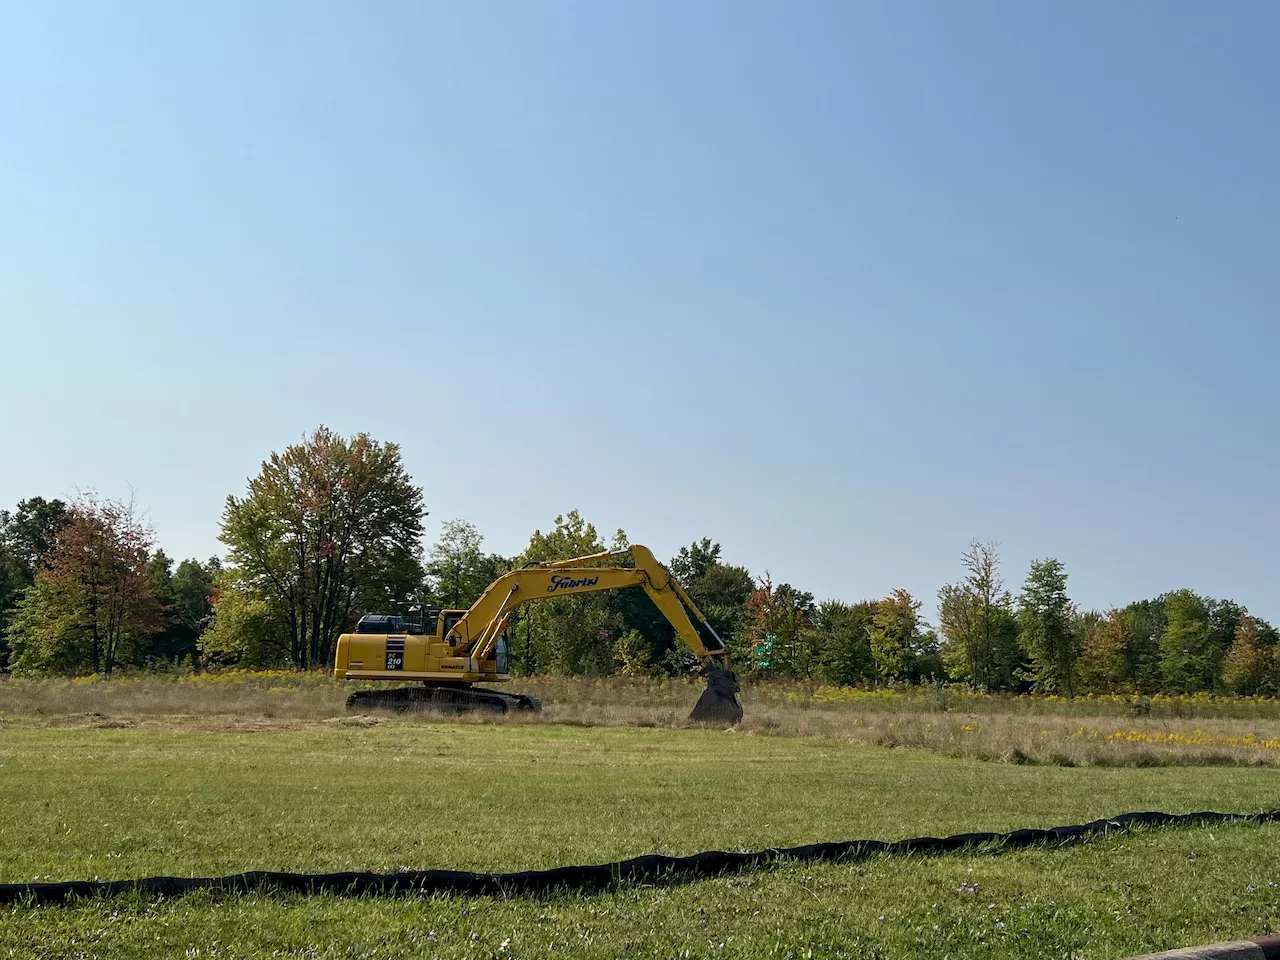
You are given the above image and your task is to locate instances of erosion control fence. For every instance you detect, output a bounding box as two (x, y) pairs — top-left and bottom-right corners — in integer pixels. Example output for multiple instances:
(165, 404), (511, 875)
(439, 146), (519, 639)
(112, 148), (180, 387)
(1, 808), (1277, 906)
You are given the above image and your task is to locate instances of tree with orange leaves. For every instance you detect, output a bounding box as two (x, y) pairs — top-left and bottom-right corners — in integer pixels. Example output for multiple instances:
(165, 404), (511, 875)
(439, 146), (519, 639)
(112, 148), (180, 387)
(741, 572), (816, 677)
(7, 493), (164, 675)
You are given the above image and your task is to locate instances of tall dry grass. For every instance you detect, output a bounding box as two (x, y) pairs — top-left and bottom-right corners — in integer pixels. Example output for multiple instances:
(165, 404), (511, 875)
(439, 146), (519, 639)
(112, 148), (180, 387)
(3, 672), (1280, 766)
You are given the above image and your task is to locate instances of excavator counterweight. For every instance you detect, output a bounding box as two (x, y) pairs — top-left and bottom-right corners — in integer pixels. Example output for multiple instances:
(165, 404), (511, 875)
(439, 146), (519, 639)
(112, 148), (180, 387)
(334, 543), (743, 724)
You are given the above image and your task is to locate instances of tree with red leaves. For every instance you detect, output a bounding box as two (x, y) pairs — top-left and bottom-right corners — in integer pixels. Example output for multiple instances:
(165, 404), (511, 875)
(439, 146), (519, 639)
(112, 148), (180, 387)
(742, 572), (816, 677)
(7, 493), (164, 675)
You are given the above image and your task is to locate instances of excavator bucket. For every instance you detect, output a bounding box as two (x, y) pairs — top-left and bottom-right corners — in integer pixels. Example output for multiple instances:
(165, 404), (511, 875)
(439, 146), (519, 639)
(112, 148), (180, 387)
(689, 664), (743, 724)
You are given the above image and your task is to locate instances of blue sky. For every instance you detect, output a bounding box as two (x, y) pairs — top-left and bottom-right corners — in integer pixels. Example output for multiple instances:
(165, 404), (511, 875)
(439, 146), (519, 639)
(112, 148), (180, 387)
(2, 1), (1277, 623)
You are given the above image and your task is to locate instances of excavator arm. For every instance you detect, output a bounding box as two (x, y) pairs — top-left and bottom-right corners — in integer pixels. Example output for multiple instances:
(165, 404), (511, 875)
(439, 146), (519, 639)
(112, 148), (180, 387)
(445, 546), (728, 664)
(445, 545), (741, 722)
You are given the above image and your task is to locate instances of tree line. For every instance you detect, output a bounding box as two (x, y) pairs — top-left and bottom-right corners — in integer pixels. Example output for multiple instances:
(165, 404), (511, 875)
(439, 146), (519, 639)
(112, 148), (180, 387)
(2, 426), (1276, 696)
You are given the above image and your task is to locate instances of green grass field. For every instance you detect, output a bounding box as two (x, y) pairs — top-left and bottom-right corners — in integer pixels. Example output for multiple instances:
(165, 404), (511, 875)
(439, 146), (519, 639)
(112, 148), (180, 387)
(1, 711), (1279, 959)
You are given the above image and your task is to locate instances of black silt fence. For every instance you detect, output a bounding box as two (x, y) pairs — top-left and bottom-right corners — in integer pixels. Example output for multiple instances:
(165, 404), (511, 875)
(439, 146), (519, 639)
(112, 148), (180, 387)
(2, 808), (1276, 906)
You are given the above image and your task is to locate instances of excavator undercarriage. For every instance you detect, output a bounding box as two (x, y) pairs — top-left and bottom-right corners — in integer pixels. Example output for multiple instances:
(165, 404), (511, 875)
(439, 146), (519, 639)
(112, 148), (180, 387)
(345, 683), (543, 715)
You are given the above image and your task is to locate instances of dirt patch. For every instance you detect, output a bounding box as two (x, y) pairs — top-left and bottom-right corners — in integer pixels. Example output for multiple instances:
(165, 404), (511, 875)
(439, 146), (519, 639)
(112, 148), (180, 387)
(62, 712), (138, 729)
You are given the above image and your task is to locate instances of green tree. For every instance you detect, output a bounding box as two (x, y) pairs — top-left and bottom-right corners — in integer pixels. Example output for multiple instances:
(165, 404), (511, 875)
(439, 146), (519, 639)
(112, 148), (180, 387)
(1208, 599), (1247, 654)
(938, 583), (975, 685)
(199, 568), (290, 668)
(1, 497), (70, 574)
(1222, 613), (1266, 695)
(869, 588), (925, 683)
(988, 607), (1025, 690)
(1118, 598), (1166, 693)
(1158, 589), (1218, 693)
(216, 426), (426, 670)
(913, 629), (946, 682)
(0, 542), (22, 671)
(937, 541), (1017, 692)
(1018, 558), (1077, 695)
(426, 519), (508, 610)
(669, 538), (723, 584)
(613, 628), (658, 677)
(1268, 647), (1280, 698)
(516, 511), (624, 676)
(5, 581), (89, 674)
(138, 554), (220, 667)
(813, 599), (877, 685)
(1071, 609), (1105, 687)
(1078, 608), (1130, 693)
(939, 599), (1023, 692)
(663, 539), (753, 675)
(0, 497), (69, 670)
(173, 558), (220, 640)
(140, 550), (179, 664)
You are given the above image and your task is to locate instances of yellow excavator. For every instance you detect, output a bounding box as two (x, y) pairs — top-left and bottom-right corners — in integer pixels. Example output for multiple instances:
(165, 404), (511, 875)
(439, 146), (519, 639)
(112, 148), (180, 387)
(334, 544), (743, 722)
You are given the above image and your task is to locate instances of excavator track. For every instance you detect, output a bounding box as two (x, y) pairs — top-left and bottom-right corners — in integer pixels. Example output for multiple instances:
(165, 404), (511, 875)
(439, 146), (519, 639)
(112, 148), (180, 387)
(345, 685), (543, 716)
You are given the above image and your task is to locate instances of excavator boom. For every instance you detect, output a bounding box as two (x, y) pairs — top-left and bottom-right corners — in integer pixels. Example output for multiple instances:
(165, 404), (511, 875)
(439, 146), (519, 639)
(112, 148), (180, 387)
(447, 546), (729, 662)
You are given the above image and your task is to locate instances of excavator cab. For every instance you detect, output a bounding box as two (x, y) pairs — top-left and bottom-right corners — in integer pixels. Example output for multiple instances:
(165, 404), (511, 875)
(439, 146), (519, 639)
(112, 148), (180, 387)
(495, 632), (510, 675)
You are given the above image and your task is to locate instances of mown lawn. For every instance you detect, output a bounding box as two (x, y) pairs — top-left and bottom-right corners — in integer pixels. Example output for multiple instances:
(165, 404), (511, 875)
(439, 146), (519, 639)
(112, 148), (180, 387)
(1, 722), (1278, 958)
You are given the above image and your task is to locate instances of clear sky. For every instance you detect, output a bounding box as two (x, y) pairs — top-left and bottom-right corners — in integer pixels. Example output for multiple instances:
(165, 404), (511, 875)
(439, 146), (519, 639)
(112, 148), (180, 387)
(2, 1), (1277, 623)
